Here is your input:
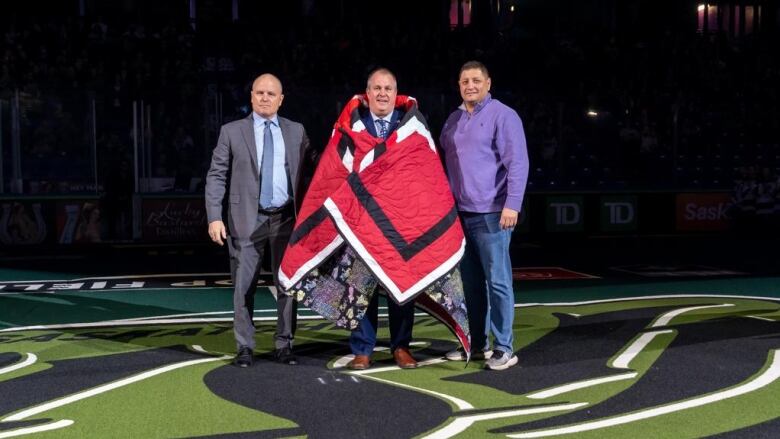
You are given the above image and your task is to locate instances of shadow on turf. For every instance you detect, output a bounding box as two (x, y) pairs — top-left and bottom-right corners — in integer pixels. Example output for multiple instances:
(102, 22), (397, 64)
(204, 341), (456, 439)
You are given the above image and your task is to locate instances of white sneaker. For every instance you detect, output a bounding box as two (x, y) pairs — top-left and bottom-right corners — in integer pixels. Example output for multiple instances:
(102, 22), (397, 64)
(484, 349), (518, 370)
(445, 348), (493, 361)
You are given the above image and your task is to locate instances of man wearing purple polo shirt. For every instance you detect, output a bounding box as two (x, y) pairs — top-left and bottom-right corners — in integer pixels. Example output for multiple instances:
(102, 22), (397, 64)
(439, 61), (529, 370)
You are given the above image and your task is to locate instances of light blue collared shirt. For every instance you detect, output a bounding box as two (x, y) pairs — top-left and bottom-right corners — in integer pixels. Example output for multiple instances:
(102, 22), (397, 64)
(252, 112), (289, 208)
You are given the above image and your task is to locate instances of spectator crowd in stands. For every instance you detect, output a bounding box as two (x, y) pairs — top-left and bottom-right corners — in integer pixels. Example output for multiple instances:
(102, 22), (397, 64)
(731, 165), (780, 234)
(1, 7), (778, 194)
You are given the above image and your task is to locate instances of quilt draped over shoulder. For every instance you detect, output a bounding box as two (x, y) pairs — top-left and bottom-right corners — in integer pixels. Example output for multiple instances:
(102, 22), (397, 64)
(278, 94), (470, 354)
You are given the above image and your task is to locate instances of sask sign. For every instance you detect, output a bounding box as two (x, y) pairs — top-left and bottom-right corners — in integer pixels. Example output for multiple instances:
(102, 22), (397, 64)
(676, 193), (732, 231)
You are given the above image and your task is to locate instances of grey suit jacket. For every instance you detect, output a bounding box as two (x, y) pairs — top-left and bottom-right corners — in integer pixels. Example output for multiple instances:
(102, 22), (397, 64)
(205, 114), (310, 239)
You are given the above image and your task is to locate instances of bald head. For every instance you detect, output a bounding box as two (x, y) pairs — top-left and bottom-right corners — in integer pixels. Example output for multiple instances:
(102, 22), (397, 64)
(250, 74), (284, 118)
(253, 74), (283, 93)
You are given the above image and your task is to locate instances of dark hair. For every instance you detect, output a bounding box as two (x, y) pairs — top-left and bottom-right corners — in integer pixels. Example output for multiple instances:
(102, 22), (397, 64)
(366, 67), (397, 88)
(459, 60), (490, 78)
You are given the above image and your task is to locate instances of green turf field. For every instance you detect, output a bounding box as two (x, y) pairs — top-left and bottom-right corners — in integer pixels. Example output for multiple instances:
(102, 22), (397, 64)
(1, 265), (780, 438)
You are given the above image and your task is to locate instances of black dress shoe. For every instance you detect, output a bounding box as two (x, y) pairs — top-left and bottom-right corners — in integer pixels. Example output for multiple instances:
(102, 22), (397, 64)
(273, 347), (298, 365)
(233, 347), (253, 368)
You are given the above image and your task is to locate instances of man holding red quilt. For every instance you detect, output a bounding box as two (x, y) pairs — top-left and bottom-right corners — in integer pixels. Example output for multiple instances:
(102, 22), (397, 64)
(278, 68), (470, 370)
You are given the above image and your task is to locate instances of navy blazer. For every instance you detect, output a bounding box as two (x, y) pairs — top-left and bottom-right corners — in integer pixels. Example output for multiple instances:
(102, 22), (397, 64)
(360, 108), (403, 139)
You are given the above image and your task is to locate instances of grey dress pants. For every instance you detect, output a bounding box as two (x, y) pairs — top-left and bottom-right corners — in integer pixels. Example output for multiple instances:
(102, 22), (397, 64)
(227, 208), (296, 351)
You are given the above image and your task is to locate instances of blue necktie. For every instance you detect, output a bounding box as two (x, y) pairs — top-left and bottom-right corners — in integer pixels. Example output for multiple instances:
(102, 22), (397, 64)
(259, 120), (274, 209)
(376, 119), (389, 139)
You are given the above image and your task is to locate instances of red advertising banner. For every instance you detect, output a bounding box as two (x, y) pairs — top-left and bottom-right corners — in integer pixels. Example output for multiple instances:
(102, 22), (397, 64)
(675, 193), (733, 231)
(141, 198), (207, 242)
(512, 267), (599, 280)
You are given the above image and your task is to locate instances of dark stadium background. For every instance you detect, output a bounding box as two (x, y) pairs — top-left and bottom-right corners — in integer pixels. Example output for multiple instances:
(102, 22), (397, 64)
(0, 0), (777, 256)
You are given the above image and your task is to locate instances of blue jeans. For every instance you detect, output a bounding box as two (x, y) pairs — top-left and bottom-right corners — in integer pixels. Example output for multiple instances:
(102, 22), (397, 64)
(350, 292), (415, 356)
(460, 211), (515, 354)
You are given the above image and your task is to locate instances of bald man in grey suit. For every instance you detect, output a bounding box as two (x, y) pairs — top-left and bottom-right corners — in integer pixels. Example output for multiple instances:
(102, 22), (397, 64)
(205, 73), (311, 367)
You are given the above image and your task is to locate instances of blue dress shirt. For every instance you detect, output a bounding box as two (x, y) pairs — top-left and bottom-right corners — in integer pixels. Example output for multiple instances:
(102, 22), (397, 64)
(252, 112), (289, 208)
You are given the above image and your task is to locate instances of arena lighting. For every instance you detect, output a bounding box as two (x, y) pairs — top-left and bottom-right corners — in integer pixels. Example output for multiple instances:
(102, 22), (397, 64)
(698, 4), (706, 12)
(510, 5), (515, 12)
(587, 110), (599, 117)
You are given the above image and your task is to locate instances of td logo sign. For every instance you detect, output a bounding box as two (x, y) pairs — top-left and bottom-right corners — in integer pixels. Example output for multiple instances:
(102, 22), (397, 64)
(545, 196), (638, 233)
(600, 196), (638, 232)
(546, 196), (584, 232)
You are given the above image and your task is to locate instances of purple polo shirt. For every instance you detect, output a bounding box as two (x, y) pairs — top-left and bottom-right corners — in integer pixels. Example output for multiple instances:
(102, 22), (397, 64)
(439, 94), (529, 213)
